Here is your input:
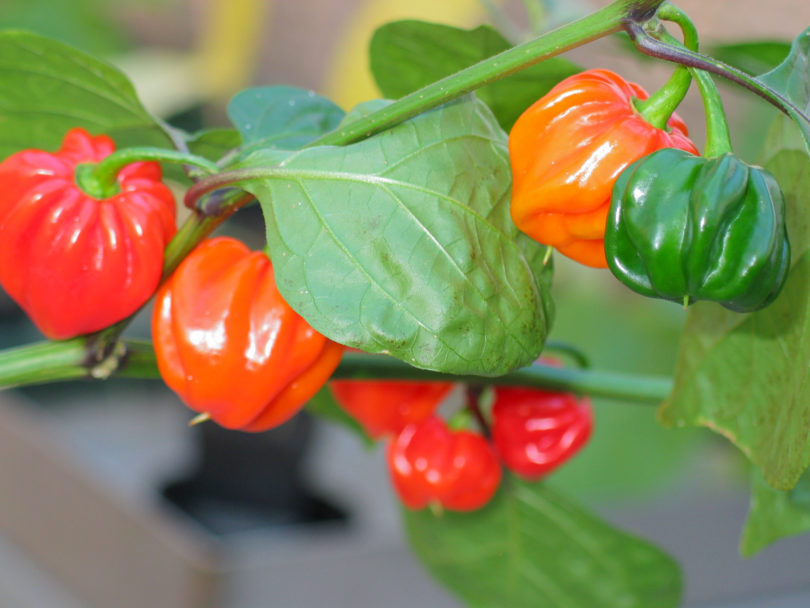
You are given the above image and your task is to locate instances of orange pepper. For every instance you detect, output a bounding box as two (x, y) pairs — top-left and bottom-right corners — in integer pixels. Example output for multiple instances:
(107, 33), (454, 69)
(152, 237), (344, 432)
(509, 69), (698, 268)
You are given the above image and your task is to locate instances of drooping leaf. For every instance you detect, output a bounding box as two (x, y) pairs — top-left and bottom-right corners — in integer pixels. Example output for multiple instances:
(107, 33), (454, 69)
(403, 476), (682, 608)
(756, 27), (810, 156)
(227, 86), (345, 154)
(369, 20), (580, 131)
(236, 96), (553, 376)
(741, 466), (810, 556)
(660, 149), (810, 490)
(0, 30), (173, 160)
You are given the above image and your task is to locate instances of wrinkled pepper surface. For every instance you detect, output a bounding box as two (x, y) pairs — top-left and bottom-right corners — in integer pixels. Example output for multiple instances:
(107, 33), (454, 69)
(0, 128), (176, 339)
(387, 416), (502, 512)
(605, 148), (790, 312)
(152, 237), (344, 432)
(491, 386), (593, 480)
(509, 69), (698, 267)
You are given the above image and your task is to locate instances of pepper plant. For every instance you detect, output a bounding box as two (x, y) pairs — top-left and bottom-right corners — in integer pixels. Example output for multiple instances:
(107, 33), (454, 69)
(1, 0), (810, 606)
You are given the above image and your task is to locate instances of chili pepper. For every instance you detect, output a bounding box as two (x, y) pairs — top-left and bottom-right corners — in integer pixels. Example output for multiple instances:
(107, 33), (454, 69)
(491, 386), (593, 480)
(0, 128), (176, 339)
(387, 415), (501, 511)
(509, 68), (698, 268)
(152, 237), (345, 432)
(605, 148), (790, 312)
(330, 378), (454, 439)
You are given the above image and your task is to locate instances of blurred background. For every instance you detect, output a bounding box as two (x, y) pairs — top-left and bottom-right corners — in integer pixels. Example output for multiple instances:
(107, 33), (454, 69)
(1, 1), (810, 607)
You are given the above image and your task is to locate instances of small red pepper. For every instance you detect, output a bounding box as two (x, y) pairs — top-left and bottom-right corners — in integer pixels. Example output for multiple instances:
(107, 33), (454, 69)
(491, 386), (593, 480)
(387, 416), (502, 511)
(152, 237), (344, 432)
(509, 68), (698, 268)
(0, 128), (176, 338)
(329, 379), (454, 439)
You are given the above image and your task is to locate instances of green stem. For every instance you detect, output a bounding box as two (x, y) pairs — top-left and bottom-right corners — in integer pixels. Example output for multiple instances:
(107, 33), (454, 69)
(625, 21), (810, 129)
(77, 147), (220, 199)
(332, 353), (672, 403)
(633, 4), (698, 129)
(543, 340), (591, 368)
(0, 339), (88, 387)
(308, 0), (666, 148)
(651, 20), (732, 156)
(0, 340), (672, 403)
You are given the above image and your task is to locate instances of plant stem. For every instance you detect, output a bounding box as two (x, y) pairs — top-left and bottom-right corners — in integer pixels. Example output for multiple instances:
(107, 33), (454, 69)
(0, 340), (672, 404)
(648, 11), (733, 157)
(332, 352), (672, 404)
(465, 385), (491, 437)
(308, 0), (666, 147)
(625, 21), (810, 128)
(0, 339), (88, 387)
(78, 148), (220, 198)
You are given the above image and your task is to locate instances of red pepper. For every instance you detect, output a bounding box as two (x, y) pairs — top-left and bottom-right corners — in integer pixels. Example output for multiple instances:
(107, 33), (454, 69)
(329, 379), (454, 439)
(387, 416), (501, 511)
(509, 69), (698, 268)
(0, 128), (176, 338)
(152, 237), (345, 432)
(491, 386), (593, 480)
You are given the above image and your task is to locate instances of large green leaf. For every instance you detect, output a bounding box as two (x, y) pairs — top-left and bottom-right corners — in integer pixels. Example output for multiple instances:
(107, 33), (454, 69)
(0, 30), (172, 160)
(227, 86), (345, 154)
(236, 96), (553, 375)
(403, 476), (682, 608)
(369, 20), (580, 131)
(660, 149), (810, 490)
(741, 466), (810, 556)
(757, 27), (810, 157)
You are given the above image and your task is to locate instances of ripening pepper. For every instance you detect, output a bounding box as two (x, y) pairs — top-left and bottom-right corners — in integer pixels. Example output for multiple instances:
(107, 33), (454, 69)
(0, 128), (176, 338)
(509, 69), (698, 267)
(152, 237), (345, 432)
(605, 148), (790, 312)
(329, 378), (454, 439)
(387, 416), (502, 511)
(491, 386), (593, 480)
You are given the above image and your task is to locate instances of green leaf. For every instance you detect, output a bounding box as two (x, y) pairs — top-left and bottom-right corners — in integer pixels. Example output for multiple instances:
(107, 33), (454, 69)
(186, 128), (242, 162)
(756, 27), (810, 156)
(741, 466), (810, 556)
(227, 86), (345, 154)
(369, 20), (580, 131)
(660, 149), (810, 490)
(305, 386), (373, 445)
(709, 41), (790, 75)
(403, 476), (682, 608)
(237, 96), (553, 376)
(0, 30), (173, 160)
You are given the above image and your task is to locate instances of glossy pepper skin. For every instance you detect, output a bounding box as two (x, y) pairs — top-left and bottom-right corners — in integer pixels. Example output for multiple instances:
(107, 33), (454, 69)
(0, 128), (176, 339)
(329, 379), (454, 439)
(509, 69), (698, 268)
(152, 237), (345, 432)
(606, 148), (790, 312)
(491, 386), (593, 480)
(387, 416), (501, 511)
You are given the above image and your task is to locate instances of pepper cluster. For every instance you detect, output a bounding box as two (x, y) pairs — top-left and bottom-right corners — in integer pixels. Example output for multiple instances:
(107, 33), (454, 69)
(330, 358), (593, 512)
(509, 66), (791, 313)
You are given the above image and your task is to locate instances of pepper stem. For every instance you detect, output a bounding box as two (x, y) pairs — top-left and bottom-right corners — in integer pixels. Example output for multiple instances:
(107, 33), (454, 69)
(76, 147), (220, 199)
(634, 66), (691, 130)
(633, 3), (697, 130)
(649, 6), (733, 157)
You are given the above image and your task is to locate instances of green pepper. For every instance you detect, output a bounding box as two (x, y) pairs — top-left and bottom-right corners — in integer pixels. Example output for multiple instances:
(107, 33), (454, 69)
(605, 148), (790, 312)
